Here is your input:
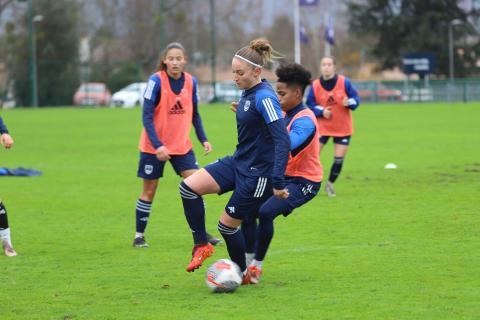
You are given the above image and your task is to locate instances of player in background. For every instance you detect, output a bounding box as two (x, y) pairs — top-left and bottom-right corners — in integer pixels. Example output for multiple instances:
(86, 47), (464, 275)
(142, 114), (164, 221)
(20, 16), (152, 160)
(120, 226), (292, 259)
(306, 56), (360, 197)
(134, 42), (220, 248)
(0, 116), (17, 257)
(179, 39), (290, 284)
(241, 63), (322, 283)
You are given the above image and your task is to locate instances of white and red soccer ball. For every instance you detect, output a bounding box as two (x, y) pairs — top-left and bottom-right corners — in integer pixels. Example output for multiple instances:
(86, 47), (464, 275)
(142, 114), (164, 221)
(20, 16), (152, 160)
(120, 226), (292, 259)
(205, 259), (242, 293)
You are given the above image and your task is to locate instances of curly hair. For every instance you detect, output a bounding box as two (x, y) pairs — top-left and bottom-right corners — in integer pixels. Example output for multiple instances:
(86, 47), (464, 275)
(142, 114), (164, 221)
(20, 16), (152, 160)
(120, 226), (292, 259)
(275, 62), (312, 94)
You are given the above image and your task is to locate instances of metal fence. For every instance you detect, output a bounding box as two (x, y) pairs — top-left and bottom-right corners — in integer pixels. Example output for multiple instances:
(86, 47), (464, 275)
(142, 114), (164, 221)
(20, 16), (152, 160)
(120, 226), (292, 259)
(346, 79), (480, 103)
(2, 78), (479, 108)
(198, 79), (480, 104)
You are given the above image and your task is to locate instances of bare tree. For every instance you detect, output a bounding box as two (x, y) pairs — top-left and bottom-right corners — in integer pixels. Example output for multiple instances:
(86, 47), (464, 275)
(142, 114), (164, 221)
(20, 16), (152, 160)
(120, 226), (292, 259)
(0, 0), (14, 15)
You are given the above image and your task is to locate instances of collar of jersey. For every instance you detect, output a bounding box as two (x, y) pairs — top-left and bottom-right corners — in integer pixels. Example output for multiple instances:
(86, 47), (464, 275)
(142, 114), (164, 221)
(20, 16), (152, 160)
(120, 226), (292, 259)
(243, 79), (268, 96)
(320, 74), (338, 89)
(286, 102), (305, 117)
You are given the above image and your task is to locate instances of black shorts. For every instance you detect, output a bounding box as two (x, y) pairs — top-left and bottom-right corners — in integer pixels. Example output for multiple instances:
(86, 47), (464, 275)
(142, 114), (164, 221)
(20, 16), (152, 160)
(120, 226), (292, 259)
(319, 135), (351, 146)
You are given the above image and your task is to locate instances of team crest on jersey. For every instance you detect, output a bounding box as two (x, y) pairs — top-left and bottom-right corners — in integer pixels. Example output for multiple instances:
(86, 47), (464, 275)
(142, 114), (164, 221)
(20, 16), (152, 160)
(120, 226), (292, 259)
(144, 165), (153, 175)
(243, 100), (251, 111)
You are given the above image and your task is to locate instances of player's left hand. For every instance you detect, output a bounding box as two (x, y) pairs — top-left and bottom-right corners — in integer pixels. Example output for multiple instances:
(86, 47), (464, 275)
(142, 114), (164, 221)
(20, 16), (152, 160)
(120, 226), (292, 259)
(230, 101), (238, 113)
(0, 133), (14, 149)
(203, 141), (212, 155)
(342, 97), (350, 107)
(273, 188), (289, 199)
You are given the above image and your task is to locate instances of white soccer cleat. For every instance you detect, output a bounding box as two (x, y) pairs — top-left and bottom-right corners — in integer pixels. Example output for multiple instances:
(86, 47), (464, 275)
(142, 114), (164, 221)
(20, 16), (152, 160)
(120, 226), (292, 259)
(2, 241), (17, 257)
(325, 181), (336, 197)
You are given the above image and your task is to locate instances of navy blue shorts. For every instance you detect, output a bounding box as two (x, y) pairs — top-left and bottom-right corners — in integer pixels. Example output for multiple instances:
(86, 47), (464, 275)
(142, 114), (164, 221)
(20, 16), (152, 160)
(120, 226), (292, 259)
(259, 177), (321, 217)
(204, 156), (272, 220)
(137, 150), (199, 179)
(319, 135), (351, 146)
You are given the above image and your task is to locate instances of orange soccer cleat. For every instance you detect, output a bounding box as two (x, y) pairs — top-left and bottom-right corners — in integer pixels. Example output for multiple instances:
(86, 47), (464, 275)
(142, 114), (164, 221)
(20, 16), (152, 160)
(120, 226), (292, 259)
(186, 243), (214, 272)
(247, 265), (262, 284)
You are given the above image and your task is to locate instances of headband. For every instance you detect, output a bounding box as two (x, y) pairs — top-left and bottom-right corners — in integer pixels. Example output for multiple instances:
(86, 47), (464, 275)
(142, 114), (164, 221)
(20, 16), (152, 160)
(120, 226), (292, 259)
(234, 54), (263, 68)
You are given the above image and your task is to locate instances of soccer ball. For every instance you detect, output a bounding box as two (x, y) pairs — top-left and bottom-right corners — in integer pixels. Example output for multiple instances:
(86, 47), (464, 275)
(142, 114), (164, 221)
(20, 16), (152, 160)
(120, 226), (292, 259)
(205, 259), (242, 293)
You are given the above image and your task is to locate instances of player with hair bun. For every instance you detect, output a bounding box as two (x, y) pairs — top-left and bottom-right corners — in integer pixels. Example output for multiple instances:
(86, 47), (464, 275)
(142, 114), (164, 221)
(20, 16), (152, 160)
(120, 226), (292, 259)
(179, 39), (290, 284)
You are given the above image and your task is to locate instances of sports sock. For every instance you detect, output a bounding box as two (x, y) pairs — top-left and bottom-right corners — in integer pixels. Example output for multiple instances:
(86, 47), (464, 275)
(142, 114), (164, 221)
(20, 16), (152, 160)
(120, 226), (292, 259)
(135, 199), (152, 234)
(252, 259), (263, 269)
(179, 181), (207, 245)
(329, 156), (344, 183)
(0, 228), (11, 246)
(0, 202), (12, 246)
(255, 197), (286, 261)
(245, 252), (254, 266)
(218, 221), (246, 272)
(241, 218), (257, 255)
(0, 201), (9, 229)
(255, 213), (275, 262)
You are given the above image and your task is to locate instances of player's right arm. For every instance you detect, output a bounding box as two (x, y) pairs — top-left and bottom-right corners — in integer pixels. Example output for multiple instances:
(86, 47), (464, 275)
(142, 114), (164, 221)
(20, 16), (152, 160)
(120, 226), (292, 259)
(305, 87), (331, 119)
(142, 75), (170, 160)
(0, 116), (13, 149)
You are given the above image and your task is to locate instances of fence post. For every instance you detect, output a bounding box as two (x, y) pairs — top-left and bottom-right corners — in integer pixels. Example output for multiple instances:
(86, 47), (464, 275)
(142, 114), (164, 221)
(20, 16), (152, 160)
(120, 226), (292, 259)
(447, 81), (452, 102)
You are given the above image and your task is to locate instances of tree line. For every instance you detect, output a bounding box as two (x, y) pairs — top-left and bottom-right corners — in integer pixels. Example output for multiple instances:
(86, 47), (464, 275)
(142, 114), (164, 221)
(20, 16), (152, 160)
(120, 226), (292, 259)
(0, 0), (478, 107)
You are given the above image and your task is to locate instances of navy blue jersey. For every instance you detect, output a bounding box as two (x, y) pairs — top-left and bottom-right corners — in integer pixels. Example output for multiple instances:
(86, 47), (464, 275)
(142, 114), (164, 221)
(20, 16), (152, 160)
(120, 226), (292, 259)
(0, 116), (8, 134)
(233, 80), (290, 189)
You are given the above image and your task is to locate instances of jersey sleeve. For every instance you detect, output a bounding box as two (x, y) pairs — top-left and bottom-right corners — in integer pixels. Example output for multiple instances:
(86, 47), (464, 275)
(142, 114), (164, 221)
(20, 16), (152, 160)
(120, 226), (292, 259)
(255, 92), (283, 124)
(289, 116), (316, 150)
(142, 74), (163, 149)
(191, 77), (208, 143)
(344, 77), (360, 110)
(0, 116), (9, 134)
(192, 76), (199, 105)
(305, 86), (325, 117)
(267, 119), (290, 189)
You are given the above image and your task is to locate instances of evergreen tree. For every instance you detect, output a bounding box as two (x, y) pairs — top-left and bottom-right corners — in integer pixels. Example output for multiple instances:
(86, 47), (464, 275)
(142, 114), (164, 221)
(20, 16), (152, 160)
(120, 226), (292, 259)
(347, 0), (479, 77)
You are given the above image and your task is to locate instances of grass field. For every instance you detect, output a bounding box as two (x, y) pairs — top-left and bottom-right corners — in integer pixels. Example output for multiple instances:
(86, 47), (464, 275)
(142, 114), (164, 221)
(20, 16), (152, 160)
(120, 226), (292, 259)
(1, 102), (479, 320)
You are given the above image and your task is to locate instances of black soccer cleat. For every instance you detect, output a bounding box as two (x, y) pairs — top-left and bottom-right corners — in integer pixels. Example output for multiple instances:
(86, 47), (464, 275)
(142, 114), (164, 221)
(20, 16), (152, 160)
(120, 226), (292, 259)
(133, 236), (149, 248)
(206, 233), (222, 246)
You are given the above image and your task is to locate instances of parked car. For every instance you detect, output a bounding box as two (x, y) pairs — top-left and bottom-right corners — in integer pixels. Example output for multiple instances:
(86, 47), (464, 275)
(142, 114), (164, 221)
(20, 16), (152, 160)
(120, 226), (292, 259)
(110, 82), (147, 108)
(73, 82), (111, 106)
(355, 82), (402, 102)
(208, 82), (241, 103)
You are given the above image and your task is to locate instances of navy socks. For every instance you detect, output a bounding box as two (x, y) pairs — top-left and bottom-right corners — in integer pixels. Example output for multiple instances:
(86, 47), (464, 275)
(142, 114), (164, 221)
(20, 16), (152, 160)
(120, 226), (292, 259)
(179, 181), (208, 245)
(329, 156), (344, 183)
(218, 221), (246, 272)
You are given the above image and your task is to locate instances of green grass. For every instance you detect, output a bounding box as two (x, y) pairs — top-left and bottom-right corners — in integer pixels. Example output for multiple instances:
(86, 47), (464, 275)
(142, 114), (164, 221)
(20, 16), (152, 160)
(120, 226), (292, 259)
(1, 102), (479, 319)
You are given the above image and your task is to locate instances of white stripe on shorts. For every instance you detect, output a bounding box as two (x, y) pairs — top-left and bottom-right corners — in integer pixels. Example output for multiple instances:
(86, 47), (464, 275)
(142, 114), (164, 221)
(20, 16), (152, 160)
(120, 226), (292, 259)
(254, 177), (267, 198)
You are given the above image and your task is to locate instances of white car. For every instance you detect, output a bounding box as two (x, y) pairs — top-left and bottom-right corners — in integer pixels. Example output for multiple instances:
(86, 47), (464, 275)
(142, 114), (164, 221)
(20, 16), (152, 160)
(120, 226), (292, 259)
(111, 82), (147, 108)
(208, 82), (242, 103)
